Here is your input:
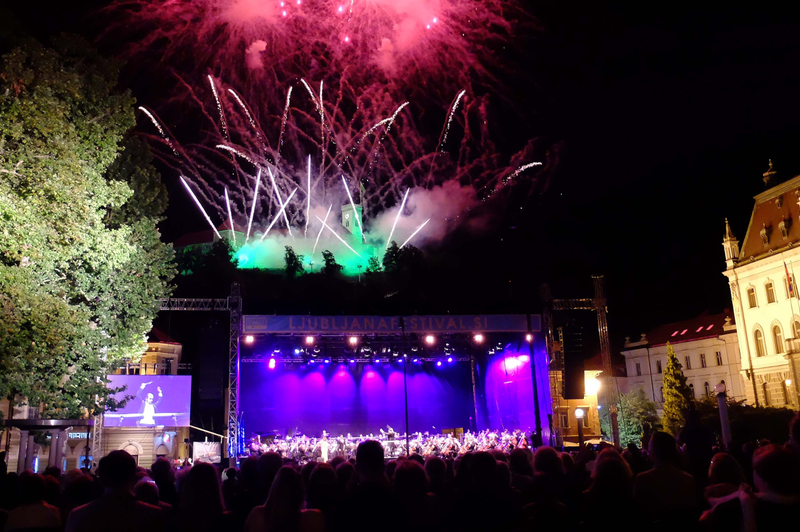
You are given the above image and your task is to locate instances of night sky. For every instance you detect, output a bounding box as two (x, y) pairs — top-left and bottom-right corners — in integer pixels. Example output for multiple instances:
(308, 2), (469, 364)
(5, 1), (800, 348)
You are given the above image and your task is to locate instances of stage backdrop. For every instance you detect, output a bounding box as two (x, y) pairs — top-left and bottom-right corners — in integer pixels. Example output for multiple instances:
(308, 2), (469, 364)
(240, 340), (551, 439)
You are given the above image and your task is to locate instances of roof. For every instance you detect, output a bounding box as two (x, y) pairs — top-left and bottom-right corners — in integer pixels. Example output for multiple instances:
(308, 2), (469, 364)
(638, 312), (734, 347)
(738, 173), (800, 262)
(148, 328), (180, 345)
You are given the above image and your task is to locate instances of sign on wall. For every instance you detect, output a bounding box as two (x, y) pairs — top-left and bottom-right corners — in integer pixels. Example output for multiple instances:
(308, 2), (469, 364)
(242, 314), (539, 334)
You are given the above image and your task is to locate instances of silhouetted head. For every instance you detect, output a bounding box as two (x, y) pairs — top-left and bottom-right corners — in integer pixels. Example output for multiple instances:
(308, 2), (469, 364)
(98, 450), (137, 490)
(509, 449), (534, 477)
(470, 452), (498, 488)
(258, 452), (284, 492)
(356, 440), (385, 479)
(19, 472), (46, 505)
(708, 453), (745, 486)
(533, 447), (563, 476)
(394, 460), (428, 500)
(134, 478), (160, 506)
(649, 432), (680, 466)
(150, 457), (174, 482)
(752, 445), (800, 495)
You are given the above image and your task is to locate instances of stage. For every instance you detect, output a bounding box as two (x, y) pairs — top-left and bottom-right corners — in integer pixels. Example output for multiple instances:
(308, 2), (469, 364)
(235, 314), (553, 452)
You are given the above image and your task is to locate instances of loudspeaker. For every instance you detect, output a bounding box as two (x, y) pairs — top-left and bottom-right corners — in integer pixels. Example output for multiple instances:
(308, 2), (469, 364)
(562, 322), (585, 399)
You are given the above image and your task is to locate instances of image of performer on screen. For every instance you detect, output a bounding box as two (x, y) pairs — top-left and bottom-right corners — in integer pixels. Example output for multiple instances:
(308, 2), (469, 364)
(136, 382), (163, 426)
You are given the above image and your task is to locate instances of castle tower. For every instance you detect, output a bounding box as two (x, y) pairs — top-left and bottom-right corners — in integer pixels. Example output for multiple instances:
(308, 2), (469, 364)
(722, 218), (739, 269)
(341, 204), (363, 241)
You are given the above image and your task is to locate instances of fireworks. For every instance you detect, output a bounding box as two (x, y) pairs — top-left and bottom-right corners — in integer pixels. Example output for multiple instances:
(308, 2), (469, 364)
(111, 0), (549, 275)
(225, 187), (236, 245)
(181, 176), (222, 239)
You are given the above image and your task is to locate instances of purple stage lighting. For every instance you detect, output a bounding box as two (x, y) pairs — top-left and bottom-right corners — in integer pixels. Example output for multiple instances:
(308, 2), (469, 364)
(436, 361), (442, 367)
(350, 359), (355, 363)
(413, 358), (419, 363)
(447, 357), (453, 363)
(324, 359), (331, 364)
(268, 358), (276, 369)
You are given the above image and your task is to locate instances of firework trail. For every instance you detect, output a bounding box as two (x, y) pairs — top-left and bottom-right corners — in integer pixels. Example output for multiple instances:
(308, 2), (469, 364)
(341, 175), (364, 240)
(260, 188), (298, 241)
(313, 204), (333, 255)
(225, 187), (236, 245)
(208, 75), (229, 141)
(399, 218), (431, 249)
(305, 155), (312, 237)
(316, 215), (361, 258)
(138, 106), (178, 156)
(181, 176), (222, 239)
(386, 187), (410, 248)
(439, 89), (466, 152)
(246, 169), (261, 242)
(276, 86), (293, 163)
(268, 168), (293, 238)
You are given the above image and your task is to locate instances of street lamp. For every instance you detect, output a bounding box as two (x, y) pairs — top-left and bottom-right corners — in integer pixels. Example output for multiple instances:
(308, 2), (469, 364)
(715, 382), (732, 450)
(574, 408), (586, 448)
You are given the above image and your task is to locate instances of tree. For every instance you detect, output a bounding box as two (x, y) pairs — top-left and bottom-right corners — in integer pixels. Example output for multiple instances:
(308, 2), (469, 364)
(284, 246), (304, 277)
(366, 256), (382, 274)
(694, 396), (795, 444)
(601, 389), (661, 447)
(321, 250), (343, 276)
(661, 343), (692, 435)
(105, 135), (168, 223)
(0, 35), (175, 419)
(383, 241), (400, 273)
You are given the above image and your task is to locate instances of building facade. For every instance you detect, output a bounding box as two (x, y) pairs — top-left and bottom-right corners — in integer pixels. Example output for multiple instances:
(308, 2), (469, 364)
(620, 313), (746, 410)
(722, 165), (800, 408)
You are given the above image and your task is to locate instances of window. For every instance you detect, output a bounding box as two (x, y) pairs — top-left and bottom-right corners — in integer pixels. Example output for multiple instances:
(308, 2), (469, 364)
(782, 381), (790, 405)
(700, 353), (707, 368)
(773, 326), (784, 354)
(766, 282), (776, 303)
(748, 287), (757, 308)
(582, 415), (589, 428)
(762, 383), (770, 406)
(793, 320), (800, 339)
(560, 414), (570, 428)
(660, 387), (664, 402)
(689, 384), (695, 399)
(656, 360), (662, 374)
(716, 351), (723, 365)
(635, 362), (642, 376)
(754, 329), (766, 357)
(685, 356), (692, 370)
(704, 382), (711, 396)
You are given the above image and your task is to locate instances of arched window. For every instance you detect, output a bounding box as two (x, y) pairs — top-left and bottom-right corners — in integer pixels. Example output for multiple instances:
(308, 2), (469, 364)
(793, 320), (800, 339)
(689, 384), (695, 399)
(773, 326), (784, 354)
(754, 329), (766, 357)
(766, 281), (777, 303)
(704, 382), (711, 396)
(747, 287), (757, 308)
(762, 382), (770, 406)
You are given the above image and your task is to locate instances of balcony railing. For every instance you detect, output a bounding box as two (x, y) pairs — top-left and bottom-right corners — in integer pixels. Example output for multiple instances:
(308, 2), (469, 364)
(115, 362), (192, 376)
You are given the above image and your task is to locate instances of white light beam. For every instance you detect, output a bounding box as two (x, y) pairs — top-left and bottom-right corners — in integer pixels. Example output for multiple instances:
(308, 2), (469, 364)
(315, 215), (362, 258)
(305, 155), (311, 237)
(399, 218), (431, 250)
(386, 188), (410, 249)
(225, 187), (236, 245)
(341, 175), (364, 239)
(246, 169), (261, 242)
(312, 204), (333, 255)
(181, 176), (221, 239)
(259, 188), (298, 241)
(268, 167), (294, 239)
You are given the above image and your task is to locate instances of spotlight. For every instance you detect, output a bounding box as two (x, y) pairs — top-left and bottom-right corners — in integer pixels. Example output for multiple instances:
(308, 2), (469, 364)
(324, 359), (331, 364)
(525, 333), (533, 342)
(413, 358), (419, 363)
(585, 378), (601, 396)
(348, 336), (358, 346)
(424, 335), (435, 345)
(350, 359), (355, 363)
(268, 358), (276, 370)
(305, 336), (315, 345)
(447, 356), (453, 363)
(309, 359), (316, 364)
(294, 348), (300, 355)
(473, 333), (484, 344)
(244, 335), (255, 344)
(436, 361), (442, 367)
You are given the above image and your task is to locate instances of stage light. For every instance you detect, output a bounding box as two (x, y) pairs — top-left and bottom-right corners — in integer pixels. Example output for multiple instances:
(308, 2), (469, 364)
(324, 359), (331, 364)
(473, 334), (484, 344)
(585, 378), (601, 396)
(436, 361), (442, 367)
(349, 336), (358, 346)
(425, 335), (435, 345)
(268, 358), (276, 370)
(294, 348), (300, 355)
(447, 357), (453, 363)
(309, 359), (316, 364)
(350, 359), (355, 363)
(413, 358), (419, 363)
(244, 335), (255, 344)
(305, 336), (315, 345)
(526, 333), (533, 342)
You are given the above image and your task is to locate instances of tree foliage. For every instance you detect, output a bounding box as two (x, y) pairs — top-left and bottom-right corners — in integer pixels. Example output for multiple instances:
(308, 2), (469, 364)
(601, 388), (661, 447)
(366, 256), (382, 274)
(0, 35), (175, 418)
(321, 250), (343, 276)
(383, 241), (400, 273)
(661, 343), (692, 435)
(284, 246), (304, 278)
(694, 396), (795, 444)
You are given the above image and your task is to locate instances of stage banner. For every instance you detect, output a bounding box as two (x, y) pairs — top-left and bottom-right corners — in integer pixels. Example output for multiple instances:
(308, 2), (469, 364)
(243, 314), (539, 334)
(193, 441), (222, 464)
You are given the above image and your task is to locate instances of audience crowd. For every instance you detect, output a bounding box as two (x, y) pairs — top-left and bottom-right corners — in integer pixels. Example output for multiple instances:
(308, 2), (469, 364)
(1, 412), (799, 532)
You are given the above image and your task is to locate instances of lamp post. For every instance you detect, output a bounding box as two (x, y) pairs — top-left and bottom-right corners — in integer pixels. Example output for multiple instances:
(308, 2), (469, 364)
(715, 383), (732, 450)
(575, 408), (585, 448)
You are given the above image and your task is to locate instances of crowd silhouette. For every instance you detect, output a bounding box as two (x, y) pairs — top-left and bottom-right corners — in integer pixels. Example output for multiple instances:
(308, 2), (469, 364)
(1, 412), (799, 532)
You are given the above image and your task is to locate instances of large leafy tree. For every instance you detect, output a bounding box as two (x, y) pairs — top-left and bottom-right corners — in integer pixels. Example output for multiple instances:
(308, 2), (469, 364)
(284, 246), (304, 278)
(661, 343), (692, 435)
(601, 389), (661, 447)
(0, 35), (175, 418)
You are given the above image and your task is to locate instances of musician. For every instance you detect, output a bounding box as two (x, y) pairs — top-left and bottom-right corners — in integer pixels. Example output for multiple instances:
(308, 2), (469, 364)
(136, 382), (163, 426)
(320, 431), (329, 462)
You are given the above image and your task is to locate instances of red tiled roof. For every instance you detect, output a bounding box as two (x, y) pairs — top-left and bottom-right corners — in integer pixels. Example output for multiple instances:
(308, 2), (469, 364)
(739, 174), (800, 261)
(644, 312), (734, 346)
